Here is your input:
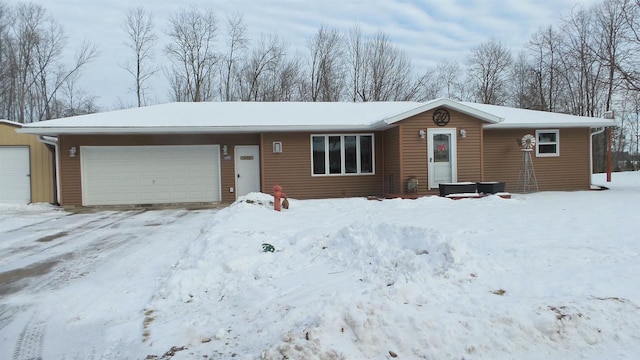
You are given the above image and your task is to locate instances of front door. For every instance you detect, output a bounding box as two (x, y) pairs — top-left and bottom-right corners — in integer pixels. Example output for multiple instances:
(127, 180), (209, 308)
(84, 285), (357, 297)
(428, 129), (457, 189)
(235, 145), (261, 197)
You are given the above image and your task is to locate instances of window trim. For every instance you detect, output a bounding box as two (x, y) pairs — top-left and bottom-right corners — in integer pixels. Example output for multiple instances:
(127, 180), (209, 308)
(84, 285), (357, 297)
(310, 133), (375, 176)
(535, 129), (560, 157)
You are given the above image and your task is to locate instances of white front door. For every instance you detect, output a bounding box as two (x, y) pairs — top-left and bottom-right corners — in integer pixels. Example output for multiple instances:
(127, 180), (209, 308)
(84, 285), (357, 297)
(0, 146), (31, 204)
(235, 145), (261, 197)
(428, 129), (457, 189)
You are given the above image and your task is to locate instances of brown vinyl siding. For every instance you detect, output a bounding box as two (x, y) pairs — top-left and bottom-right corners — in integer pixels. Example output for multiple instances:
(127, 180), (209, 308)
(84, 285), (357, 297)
(483, 128), (591, 192)
(58, 134), (259, 206)
(261, 132), (384, 199)
(383, 126), (401, 194)
(0, 122), (54, 203)
(397, 109), (484, 195)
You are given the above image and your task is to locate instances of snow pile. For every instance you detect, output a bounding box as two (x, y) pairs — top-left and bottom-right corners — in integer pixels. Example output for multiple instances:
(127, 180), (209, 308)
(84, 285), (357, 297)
(143, 175), (640, 359)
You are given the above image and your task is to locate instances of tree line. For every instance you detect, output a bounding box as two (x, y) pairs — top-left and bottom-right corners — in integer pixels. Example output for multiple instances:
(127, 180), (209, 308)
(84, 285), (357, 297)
(1, 0), (639, 170)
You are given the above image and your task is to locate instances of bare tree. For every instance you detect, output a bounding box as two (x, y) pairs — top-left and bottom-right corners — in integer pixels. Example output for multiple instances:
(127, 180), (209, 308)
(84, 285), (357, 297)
(346, 25), (366, 102)
(527, 26), (563, 111)
(39, 40), (98, 120)
(219, 13), (247, 101)
(617, 0), (640, 91)
(237, 34), (284, 101)
(0, 2), (96, 122)
(56, 71), (99, 117)
(466, 39), (512, 105)
(121, 7), (158, 107)
(165, 6), (218, 102)
(345, 28), (423, 102)
(306, 25), (344, 101)
(262, 55), (303, 101)
(594, 0), (628, 112)
(557, 7), (605, 117)
(436, 60), (460, 99)
(510, 51), (539, 109)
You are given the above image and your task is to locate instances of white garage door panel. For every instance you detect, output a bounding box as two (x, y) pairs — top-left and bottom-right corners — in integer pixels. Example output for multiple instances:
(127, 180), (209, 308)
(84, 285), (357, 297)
(0, 146), (31, 204)
(81, 145), (220, 206)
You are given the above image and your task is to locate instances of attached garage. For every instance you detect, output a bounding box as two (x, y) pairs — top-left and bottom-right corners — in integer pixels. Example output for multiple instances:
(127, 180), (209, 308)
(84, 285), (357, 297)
(80, 145), (221, 206)
(0, 146), (31, 204)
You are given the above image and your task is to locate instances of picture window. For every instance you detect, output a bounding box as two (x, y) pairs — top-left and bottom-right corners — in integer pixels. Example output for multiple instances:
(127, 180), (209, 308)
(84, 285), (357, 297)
(311, 134), (374, 176)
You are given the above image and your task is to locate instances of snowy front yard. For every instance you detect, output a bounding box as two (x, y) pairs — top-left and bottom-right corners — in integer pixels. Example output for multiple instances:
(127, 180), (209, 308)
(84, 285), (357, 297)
(1, 173), (639, 359)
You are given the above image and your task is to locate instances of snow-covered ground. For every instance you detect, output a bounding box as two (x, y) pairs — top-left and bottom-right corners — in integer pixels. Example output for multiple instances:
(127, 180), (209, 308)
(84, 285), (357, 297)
(1, 172), (639, 359)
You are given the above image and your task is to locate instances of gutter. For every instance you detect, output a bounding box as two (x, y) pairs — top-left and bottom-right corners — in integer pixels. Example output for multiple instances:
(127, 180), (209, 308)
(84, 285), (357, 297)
(38, 135), (61, 205)
(590, 127), (606, 185)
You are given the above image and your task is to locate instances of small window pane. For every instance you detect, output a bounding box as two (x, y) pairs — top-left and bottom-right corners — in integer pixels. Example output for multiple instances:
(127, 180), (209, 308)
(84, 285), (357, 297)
(360, 135), (373, 173)
(538, 132), (556, 143)
(433, 134), (450, 162)
(539, 144), (557, 154)
(344, 136), (357, 173)
(329, 136), (342, 174)
(312, 136), (325, 174)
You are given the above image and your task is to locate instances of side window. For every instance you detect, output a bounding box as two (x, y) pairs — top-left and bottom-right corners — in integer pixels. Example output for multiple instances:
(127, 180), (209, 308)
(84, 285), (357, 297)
(536, 129), (559, 157)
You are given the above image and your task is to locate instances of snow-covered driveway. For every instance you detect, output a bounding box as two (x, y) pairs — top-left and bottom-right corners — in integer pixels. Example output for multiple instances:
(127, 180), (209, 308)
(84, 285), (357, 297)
(0, 206), (217, 359)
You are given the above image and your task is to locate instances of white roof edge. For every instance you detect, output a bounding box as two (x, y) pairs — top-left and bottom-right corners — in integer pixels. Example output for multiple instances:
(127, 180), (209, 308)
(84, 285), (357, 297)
(383, 98), (503, 125)
(16, 124), (376, 136)
(484, 121), (615, 129)
(0, 119), (24, 127)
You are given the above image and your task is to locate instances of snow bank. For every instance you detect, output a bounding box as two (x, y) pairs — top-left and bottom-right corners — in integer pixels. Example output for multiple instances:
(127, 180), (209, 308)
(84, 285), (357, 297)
(144, 177), (640, 359)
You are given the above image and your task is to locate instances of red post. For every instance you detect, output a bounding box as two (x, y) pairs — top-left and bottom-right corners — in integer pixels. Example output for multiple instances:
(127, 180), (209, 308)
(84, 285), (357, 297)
(273, 184), (286, 211)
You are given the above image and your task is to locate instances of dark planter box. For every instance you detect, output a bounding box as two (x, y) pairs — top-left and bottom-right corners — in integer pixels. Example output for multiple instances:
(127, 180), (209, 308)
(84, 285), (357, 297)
(476, 181), (506, 194)
(439, 182), (477, 197)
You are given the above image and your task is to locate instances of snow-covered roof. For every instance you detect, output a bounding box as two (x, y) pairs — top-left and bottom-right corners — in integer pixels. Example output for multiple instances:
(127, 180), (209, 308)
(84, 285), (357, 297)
(0, 119), (23, 127)
(16, 99), (614, 135)
(460, 102), (615, 129)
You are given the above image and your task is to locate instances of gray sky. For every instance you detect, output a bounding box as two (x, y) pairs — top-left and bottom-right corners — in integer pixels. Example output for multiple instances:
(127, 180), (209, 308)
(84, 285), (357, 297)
(38, 0), (601, 109)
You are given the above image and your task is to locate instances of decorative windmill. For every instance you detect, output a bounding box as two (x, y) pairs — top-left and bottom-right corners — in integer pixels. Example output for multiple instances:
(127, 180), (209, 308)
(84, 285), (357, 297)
(517, 134), (539, 193)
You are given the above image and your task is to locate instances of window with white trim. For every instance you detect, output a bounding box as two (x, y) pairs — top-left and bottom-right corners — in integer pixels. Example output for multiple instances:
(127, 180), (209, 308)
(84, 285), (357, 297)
(311, 134), (374, 175)
(536, 129), (559, 157)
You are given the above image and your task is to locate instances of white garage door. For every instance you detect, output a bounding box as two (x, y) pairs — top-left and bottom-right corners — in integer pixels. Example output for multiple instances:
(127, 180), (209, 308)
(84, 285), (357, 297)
(81, 145), (220, 206)
(0, 146), (31, 204)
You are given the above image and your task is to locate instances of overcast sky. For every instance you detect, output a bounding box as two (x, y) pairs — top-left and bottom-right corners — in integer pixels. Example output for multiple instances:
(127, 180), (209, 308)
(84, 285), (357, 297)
(38, 0), (601, 109)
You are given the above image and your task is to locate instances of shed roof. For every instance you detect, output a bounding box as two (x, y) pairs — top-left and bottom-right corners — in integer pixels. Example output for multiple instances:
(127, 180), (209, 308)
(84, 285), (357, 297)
(17, 99), (615, 135)
(0, 119), (24, 128)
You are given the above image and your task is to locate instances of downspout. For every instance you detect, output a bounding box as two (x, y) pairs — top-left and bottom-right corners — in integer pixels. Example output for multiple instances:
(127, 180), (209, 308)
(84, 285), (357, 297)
(590, 127), (606, 185)
(38, 135), (60, 205)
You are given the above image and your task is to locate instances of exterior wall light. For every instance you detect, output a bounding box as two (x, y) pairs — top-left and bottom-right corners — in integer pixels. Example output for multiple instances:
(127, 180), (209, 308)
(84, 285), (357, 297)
(69, 146), (77, 157)
(222, 145), (228, 156)
(273, 141), (283, 153)
(459, 129), (467, 138)
(419, 130), (426, 139)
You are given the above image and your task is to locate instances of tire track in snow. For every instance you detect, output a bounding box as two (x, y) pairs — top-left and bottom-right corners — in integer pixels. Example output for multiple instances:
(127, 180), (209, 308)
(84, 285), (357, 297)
(0, 211), (144, 265)
(12, 312), (46, 360)
(0, 304), (28, 331)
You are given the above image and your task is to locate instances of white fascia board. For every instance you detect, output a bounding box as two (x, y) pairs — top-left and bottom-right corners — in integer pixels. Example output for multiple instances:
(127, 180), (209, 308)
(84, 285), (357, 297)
(382, 98), (503, 125)
(16, 124), (376, 136)
(484, 120), (616, 129)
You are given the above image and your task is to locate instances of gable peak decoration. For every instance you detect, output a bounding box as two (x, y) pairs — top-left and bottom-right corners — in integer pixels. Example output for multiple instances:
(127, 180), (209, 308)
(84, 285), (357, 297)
(433, 108), (450, 126)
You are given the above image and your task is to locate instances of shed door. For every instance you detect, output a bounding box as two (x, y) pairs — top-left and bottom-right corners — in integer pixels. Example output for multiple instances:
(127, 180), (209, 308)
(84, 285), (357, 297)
(0, 146), (31, 204)
(81, 145), (220, 206)
(428, 129), (457, 189)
